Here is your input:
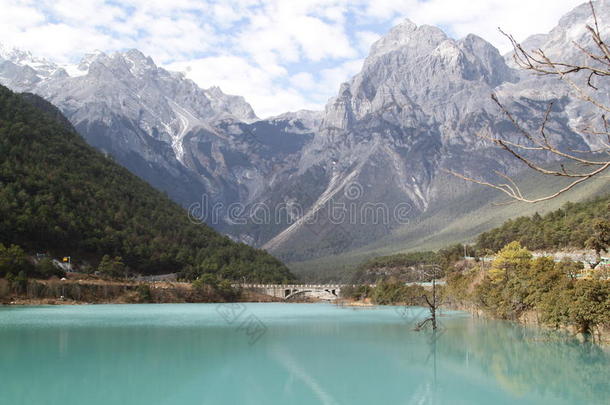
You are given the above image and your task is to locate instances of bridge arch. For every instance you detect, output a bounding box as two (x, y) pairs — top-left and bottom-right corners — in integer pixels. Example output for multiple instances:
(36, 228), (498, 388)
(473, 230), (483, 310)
(285, 288), (338, 301)
(285, 289), (313, 300)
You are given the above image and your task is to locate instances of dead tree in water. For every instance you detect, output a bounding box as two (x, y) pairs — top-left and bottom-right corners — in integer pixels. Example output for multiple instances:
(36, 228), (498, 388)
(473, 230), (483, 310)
(415, 265), (443, 331)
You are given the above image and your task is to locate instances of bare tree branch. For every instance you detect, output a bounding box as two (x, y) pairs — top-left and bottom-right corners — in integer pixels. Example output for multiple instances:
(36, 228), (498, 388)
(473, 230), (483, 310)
(449, 1), (610, 202)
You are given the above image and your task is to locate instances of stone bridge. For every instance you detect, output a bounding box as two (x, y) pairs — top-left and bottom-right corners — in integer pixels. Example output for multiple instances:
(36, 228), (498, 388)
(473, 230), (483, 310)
(236, 284), (346, 301)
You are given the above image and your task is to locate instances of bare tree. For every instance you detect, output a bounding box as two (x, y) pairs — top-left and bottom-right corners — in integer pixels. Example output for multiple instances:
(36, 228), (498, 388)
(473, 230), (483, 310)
(415, 265), (443, 331)
(447, 1), (610, 203)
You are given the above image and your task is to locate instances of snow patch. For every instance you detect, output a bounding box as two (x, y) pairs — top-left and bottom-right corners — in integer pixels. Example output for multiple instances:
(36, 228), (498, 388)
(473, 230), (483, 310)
(168, 100), (203, 163)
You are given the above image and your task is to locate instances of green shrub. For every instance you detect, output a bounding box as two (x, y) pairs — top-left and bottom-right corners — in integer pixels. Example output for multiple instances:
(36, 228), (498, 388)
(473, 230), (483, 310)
(0, 244), (33, 277)
(98, 255), (126, 279)
(371, 280), (426, 305)
(35, 258), (65, 279)
(13, 271), (28, 294)
(341, 284), (372, 300)
(136, 284), (153, 303)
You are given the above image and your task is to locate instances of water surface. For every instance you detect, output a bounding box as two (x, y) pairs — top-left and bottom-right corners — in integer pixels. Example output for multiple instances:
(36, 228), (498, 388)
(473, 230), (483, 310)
(0, 303), (608, 404)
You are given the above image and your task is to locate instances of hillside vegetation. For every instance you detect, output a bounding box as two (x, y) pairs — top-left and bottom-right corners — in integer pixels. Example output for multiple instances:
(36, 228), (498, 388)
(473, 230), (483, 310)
(475, 195), (610, 252)
(446, 242), (610, 340)
(349, 246), (467, 283)
(0, 85), (293, 282)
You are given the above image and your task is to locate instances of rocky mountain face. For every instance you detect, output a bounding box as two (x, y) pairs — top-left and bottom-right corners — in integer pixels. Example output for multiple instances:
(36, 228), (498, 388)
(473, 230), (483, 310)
(0, 1), (606, 264)
(260, 5), (604, 261)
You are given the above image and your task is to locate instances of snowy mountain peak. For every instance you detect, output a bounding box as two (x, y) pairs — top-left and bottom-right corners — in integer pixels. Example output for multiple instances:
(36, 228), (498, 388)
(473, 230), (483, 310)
(0, 42), (37, 64)
(366, 19), (447, 64)
(0, 42), (63, 81)
(121, 49), (157, 76)
(71, 50), (105, 73)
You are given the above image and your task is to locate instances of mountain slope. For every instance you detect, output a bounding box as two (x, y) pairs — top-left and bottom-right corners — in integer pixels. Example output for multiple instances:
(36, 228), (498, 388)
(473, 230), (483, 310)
(0, 85), (293, 282)
(289, 168), (609, 282)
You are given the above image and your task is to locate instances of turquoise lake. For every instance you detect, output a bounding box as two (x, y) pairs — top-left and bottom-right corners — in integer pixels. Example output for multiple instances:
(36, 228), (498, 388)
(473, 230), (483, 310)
(1, 303), (608, 404)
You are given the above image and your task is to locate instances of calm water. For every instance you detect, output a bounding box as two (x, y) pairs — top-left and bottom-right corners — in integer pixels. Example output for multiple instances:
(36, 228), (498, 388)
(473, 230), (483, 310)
(0, 303), (608, 405)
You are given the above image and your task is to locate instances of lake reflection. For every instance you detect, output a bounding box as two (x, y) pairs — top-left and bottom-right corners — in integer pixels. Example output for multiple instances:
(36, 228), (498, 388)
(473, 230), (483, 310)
(0, 303), (608, 404)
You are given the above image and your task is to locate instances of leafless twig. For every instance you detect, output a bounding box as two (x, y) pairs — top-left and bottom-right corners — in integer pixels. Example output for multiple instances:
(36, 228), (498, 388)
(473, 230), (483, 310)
(449, 1), (610, 202)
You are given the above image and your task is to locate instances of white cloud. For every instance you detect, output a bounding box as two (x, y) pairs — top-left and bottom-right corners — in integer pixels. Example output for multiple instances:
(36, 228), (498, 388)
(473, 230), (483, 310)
(290, 72), (317, 91)
(166, 56), (320, 118)
(233, 1), (356, 68)
(0, 0), (45, 28)
(355, 31), (382, 54)
(284, 59), (364, 106)
(48, 0), (126, 26)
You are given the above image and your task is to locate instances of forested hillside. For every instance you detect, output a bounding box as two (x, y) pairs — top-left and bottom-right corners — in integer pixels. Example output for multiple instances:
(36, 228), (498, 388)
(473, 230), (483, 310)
(475, 196), (610, 253)
(0, 85), (293, 282)
(350, 247), (466, 283)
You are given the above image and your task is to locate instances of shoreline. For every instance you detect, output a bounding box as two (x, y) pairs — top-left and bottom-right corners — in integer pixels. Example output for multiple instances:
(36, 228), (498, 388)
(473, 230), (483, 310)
(336, 297), (610, 346)
(447, 303), (610, 346)
(5, 279), (608, 347)
(0, 278), (287, 306)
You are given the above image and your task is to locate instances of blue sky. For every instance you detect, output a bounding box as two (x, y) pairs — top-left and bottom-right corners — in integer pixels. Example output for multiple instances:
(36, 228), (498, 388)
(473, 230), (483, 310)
(0, 0), (585, 117)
